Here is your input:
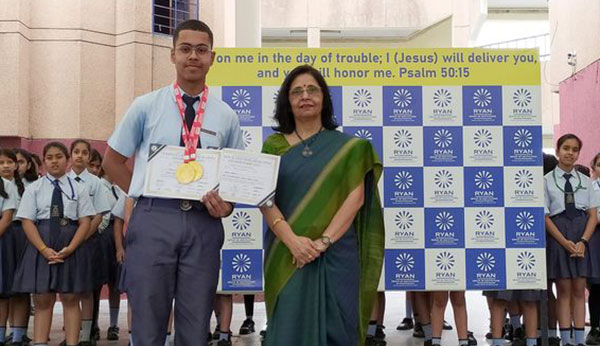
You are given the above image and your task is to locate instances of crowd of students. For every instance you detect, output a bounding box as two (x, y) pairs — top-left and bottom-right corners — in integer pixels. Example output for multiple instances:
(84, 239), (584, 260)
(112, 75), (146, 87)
(0, 132), (599, 346)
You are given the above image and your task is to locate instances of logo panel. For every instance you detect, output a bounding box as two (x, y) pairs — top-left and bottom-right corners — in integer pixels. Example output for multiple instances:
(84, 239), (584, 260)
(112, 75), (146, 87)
(424, 208), (465, 248)
(463, 86), (503, 125)
(424, 167), (464, 207)
(343, 127), (383, 161)
(425, 249), (466, 290)
(464, 208), (505, 248)
(384, 208), (425, 249)
(503, 126), (543, 166)
(221, 249), (263, 291)
(506, 248), (547, 289)
(463, 126), (503, 166)
(222, 208), (263, 249)
(342, 86), (382, 126)
(382, 127), (423, 167)
(222, 86), (262, 126)
(503, 167), (544, 207)
(423, 127), (463, 166)
(383, 86), (423, 126)
(464, 167), (504, 207)
(466, 249), (506, 289)
(503, 86), (541, 125)
(505, 207), (546, 248)
(385, 249), (426, 290)
(383, 167), (424, 207)
(260, 86), (280, 127)
(423, 86), (462, 126)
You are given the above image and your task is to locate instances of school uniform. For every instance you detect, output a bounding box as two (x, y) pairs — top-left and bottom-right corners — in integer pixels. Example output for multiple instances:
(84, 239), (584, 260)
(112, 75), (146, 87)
(97, 178), (124, 287)
(68, 169), (111, 287)
(0, 179), (18, 296)
(11, 174), (96, 293)
(544, 167), (600, 280)
(108, 84), (244, 346)
(589, 178), (600, 284)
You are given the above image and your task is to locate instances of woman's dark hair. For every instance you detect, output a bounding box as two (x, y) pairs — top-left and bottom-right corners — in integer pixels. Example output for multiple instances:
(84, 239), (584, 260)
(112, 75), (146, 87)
(0, 149), (24, 197)
(591, 152), (600, 170)
(273, 64), (338, 134)
(31, 153), (42, 168)
(70, 139), (91, 154)
(574, 164), (590, 177)
(43, 142), (70, 160)
(556, 133), (582, 150)
(13, 148), (38, 182)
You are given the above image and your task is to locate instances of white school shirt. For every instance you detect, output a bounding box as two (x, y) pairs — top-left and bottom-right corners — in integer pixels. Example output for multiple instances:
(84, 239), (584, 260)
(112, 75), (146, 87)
(67, 169), (111, 214)
(544, 166), (600, 216)
(107, 84), (244, 198)
(16, 174), (96, 221)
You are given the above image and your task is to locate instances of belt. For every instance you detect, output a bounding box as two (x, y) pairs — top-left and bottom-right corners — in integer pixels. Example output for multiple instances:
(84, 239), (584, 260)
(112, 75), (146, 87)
(37, 219), (78, 227)
(137, 196), (206, 212)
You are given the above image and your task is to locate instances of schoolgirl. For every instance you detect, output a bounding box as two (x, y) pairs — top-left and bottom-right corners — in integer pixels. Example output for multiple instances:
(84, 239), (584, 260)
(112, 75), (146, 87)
(544, 134), (600, 346)
(67, 139), (110, 345)
(586, 152), (600, 345)
(14, 148), (38, 187)
(11, 142), (96, 346)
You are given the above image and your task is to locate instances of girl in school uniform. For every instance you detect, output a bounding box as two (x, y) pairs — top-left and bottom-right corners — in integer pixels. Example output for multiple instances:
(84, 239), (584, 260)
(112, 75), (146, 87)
(11, 142), (96, 346)
(587, 152), (600, 345)
(0, 149), (18, 346)
(545, 134), (600, 346)
(0, 149), (30, 346)
(89, 148), (123, 340)
(429, 291), (474, 346)
(68, 139), (110, 345)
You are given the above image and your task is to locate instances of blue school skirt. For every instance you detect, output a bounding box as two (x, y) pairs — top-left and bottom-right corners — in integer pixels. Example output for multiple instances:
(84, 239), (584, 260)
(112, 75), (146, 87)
(12, 220), (94, 294)
(547, 210), (599, 280)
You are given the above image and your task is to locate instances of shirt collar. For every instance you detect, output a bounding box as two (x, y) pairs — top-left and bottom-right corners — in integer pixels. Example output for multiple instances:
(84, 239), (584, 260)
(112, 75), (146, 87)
(68, 168), (90, 182)
(555, 166), (575, 177)
(170, 82), (205, 103)
(46, 173), (70, 186)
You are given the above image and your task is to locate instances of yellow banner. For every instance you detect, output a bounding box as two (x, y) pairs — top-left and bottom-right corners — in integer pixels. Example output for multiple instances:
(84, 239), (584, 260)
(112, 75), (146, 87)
(208, 48), (540, 86)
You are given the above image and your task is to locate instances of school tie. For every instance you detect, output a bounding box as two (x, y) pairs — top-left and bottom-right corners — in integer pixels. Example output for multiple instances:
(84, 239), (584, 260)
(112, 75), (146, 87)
(74, 176), (81, 182)
(111, 186), (119, 200)
(180, 95), (201, 148)
(563, 173), (577, 220)
(50, 179), (64, 248)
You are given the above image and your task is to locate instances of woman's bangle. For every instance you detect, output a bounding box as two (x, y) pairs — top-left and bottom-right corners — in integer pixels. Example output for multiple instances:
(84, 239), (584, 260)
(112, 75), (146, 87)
(580, 237), (589, 245)
(39, 244), (47, 252)
(271, 217), (285, 229)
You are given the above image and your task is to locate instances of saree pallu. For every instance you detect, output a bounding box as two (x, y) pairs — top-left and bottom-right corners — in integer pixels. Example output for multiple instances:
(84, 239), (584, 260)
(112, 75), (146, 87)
(262, 130), (384, 346)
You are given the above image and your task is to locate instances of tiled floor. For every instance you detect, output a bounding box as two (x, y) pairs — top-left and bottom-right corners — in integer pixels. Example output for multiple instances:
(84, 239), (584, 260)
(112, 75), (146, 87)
(34, 291), (567, 345)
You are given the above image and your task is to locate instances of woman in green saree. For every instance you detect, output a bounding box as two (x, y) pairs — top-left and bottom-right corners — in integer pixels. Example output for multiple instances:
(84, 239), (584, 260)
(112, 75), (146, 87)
(260, 65), (385, 346)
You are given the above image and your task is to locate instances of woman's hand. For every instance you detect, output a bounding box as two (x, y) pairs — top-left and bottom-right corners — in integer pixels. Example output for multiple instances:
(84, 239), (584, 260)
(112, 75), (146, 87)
(284, 234), (320, 269)
(55, 246), (75, 261)
(312, 239), (329, 253)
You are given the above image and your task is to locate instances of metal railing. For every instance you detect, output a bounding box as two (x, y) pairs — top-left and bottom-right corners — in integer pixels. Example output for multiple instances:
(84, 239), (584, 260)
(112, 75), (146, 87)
(153, 0), (199, 36)
(479, 33), (550, 60)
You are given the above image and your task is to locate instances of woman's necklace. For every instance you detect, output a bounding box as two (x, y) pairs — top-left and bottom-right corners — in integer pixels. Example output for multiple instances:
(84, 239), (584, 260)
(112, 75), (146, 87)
(295, 127), (324, 157)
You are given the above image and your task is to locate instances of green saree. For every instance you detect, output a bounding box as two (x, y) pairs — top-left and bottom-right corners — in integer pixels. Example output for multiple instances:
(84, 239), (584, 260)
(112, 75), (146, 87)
(262, 130), (384, 346)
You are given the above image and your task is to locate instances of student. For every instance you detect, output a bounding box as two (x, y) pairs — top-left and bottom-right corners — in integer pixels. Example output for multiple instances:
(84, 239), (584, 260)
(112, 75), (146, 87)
(430, 290), (475, 346)
(11, 141), (96, 346)
(103, 19), (243, 345)
(0, 149), (30, 346)
(587, 152), (600, 345)
(88, 148), (123, 341)
(0, 149), (18, 346)
(544, 134), (600, 346)
(485, 291), (540, 346)
(239, 294), (256, 335)
(68, 139), (111, 345)
(14, 148), (38, 187)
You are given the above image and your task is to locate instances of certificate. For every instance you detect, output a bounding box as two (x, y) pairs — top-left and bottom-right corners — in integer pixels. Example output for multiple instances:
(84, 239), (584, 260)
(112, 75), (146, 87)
(143, 144), (220, 200)
(218, 149), (280, 206)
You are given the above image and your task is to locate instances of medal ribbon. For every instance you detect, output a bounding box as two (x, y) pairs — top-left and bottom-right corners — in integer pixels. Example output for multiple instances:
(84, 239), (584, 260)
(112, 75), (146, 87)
(173, 82), (209, 163)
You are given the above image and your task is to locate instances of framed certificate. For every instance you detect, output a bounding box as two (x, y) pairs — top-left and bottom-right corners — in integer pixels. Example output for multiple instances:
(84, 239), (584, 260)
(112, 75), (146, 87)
(143, 144), (221, 200)
(217, 149), (280, 206)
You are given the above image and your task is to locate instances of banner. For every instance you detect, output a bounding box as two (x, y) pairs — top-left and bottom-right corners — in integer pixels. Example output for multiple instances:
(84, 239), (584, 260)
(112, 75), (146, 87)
(212, 48), (545, 292)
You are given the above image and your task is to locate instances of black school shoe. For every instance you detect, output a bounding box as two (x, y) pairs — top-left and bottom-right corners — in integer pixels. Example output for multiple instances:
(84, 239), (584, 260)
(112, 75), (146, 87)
(397, 317), (415, 330)
(239, 318), (256, 335)
(587, 327), (600, 345)
(443, 320), (453, 330)
(375, 325), (386, 340)
(467, 331), (477, 345)
(413, 322), (425, 338)
(107, 326), (120, 340)
(365, 335), (387, 346)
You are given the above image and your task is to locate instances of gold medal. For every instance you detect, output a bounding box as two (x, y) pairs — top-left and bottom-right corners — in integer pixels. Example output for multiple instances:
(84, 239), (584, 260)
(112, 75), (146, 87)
(175, 163), (196, 184)
(189, 161), (204, 182)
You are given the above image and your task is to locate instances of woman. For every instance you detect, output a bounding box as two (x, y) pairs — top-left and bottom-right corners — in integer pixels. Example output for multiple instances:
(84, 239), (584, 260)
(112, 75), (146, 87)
(261, 64), (384, 346)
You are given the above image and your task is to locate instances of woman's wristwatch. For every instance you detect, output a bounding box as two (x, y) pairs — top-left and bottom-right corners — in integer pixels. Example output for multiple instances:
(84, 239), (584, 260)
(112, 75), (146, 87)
(320, 235), (332, 248)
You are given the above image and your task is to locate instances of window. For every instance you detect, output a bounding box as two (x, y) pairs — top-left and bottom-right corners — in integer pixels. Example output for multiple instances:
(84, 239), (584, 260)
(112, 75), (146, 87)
(153, 0), (199, 35)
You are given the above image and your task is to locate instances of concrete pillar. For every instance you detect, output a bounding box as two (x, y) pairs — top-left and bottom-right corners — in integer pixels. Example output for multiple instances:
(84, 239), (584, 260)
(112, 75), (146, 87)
(235, 0), (261, 47)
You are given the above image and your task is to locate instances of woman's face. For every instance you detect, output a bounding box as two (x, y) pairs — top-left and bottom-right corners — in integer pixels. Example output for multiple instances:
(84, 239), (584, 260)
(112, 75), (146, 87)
(88, 159), (102, 177)
(288, 73), (323, 123)
(593, 158), (600, 179)
(0, 155), (16, 180)
(16, 153), (31, 176)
